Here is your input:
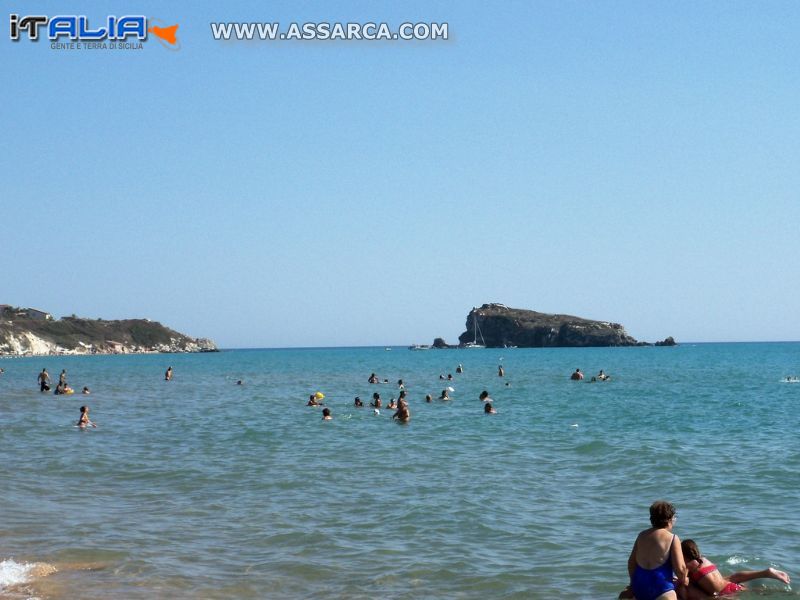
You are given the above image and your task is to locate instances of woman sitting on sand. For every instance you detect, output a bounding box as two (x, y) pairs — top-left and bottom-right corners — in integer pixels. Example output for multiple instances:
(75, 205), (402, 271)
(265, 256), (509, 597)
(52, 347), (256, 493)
(681, 539), (789, 598)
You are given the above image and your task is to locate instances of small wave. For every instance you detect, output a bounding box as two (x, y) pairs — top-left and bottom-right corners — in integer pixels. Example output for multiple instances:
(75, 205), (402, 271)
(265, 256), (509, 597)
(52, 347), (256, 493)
(725, 555), (749, 566)
(0, 559), (56, 590)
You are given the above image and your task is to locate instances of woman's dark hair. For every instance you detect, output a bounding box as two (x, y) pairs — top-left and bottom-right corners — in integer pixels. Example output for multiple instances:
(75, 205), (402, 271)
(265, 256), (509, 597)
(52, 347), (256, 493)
(373, 392), (380, 400)
(322, 407), (331, 416)
(681, 539), (702, 563)
(479, 390), (489, 400)
(484, 403), (493, 413)
(399, 390), (406, 399)
(649, 500), (676, 528)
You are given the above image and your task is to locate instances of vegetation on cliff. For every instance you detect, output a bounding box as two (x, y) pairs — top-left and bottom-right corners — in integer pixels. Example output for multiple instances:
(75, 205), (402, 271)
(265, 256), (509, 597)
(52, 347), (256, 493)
(456, 303), (646, 348)
(0, 305), (217, 355)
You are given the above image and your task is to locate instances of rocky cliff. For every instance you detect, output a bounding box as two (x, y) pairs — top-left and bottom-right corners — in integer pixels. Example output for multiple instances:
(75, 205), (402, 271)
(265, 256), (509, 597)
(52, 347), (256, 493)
(457, 303), (643, 348)
(0, 306), (217, 356)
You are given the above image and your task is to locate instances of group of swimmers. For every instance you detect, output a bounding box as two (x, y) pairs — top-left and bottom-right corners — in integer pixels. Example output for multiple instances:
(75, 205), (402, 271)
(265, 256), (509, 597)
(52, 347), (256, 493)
(570, 368), (611, 382)
(37, 368), (90, 395)
(309, 365), (509, 422)
(621, 500), (790, 600)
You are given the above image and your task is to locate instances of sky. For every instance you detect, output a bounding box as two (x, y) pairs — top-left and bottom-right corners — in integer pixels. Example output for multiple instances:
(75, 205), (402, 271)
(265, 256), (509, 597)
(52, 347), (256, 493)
(2, 1), (799, 347)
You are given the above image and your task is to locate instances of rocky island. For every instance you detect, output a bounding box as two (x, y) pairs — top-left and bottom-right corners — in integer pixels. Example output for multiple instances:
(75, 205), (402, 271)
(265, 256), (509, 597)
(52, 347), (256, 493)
(453, 303), (662, 348)
(0, 305), (217, 356)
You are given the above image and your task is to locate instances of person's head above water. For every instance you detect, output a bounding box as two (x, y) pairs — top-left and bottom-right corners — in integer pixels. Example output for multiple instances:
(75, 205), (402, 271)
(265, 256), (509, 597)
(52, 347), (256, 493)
(680, 539), (702, 563)
(649, 500), (676, 528)
(479, 390), (489, 400)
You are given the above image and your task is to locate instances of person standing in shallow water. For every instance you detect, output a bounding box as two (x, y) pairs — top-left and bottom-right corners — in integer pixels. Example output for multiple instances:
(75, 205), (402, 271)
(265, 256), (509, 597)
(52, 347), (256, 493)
(570, 368), (583, 381)
(498, 365), (504, 377)
(165, 366), (172, 381)
(38, 368), (50, 392)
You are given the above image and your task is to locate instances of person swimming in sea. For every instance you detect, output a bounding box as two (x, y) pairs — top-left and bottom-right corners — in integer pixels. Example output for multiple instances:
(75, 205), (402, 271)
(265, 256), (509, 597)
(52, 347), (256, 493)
(484, 403), (496, 414)
(322, 407), (332, 420)
(368, 373), (379, 384)
(397, 379), (405, 389)
(370, 392), (382, 409)
(439, 389), (450, 401)
(387, 398), (397, 410)
(392, 398), (410, 422)
(307, 394), (322, 406)
(479, 390), (492, 402)
(354, 396), (364, 407)
(38, 368), (50, 392)
(681, 539), (789, 598)
(165, 366), (173, 381)
(598, 370), (610, 381)
(570, 368), (584, 381)
(82, 386), (90, 395)
(456, 364), (463, 374)
(425, 394), (432, 403)
(498, 365), (504, 377)
(77, 406), (97, 429)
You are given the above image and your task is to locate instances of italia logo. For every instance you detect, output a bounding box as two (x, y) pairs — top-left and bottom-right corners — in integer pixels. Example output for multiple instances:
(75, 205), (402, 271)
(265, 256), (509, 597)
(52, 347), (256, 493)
(9, 14), (179, 49)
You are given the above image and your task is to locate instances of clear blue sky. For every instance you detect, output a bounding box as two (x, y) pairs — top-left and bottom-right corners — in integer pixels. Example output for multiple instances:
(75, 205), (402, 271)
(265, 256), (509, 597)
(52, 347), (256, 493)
(3, 1), (799, 347)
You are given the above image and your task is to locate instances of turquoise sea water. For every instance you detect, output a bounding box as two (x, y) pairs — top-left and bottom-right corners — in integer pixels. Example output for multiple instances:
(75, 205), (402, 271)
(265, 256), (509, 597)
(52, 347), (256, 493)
(1, 343), (798, 599)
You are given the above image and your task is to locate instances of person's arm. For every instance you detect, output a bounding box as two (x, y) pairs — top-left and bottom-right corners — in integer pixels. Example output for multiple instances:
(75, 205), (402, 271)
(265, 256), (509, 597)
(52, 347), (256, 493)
(627, 537), (638, 579)
(671, 534), (688, 586)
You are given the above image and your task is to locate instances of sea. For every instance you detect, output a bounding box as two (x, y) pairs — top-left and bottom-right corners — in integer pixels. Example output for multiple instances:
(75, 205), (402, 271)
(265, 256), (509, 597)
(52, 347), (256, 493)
(0, 343), (798, 599)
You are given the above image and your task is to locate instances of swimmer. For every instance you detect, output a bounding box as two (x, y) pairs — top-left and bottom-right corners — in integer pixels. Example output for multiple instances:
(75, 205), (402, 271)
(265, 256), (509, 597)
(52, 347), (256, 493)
(59, 369), (67, 385)
(354, 396), (364, 407)
(425, 394), (432, 403)
(570, 368), (584, 381)
(479, 390), (492, 403)
(236, 380), (243, 385)
(82, 386), (90, 395)
(387, 398), (397, 410)
(681, 539), (790, 597)
(397, 379), (405, 389)
(498, 365), (504, 377)
(439, 389), (450, 401)
(598, 370), (610, 381)
(439, 374), (446, 380)
(54, 381), (66, 395)
(368, 372), (379, 384)
(504, 382), (510, 387)
(322, 407), (332, 421)
(456, 364), (463, 374)
(447, 374), (453, 381)
(77, 405), (97, 429)
(393, 400), (411, 422)
(484, 403), (496, 414)
(370, 392), (382, 409)
(38, 368), (50, 392)
(165, 366), (173, 381)
(307, 394), (322, 406)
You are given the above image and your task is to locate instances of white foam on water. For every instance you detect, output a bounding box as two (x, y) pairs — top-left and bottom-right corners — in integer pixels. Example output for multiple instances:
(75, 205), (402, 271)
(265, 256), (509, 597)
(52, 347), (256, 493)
(0, 558), (33, 589)
(725, 555), (749, 566)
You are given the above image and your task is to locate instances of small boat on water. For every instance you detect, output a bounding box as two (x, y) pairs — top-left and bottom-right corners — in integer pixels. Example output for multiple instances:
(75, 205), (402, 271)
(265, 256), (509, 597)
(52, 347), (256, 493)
(409, 344), (431, 351)
(463, 312), (486, 349)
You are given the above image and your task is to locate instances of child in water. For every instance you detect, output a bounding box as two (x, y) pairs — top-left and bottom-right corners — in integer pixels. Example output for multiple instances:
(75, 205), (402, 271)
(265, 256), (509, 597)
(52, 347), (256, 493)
(77, 406), (97, 429)
(681, 539), (789, 597)
(321, 407), (332, 420)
